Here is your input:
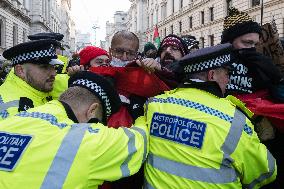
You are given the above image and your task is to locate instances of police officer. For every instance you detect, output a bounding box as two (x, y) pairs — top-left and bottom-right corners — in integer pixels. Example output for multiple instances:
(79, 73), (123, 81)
(28, 32), (70, 100)
(0, 39), (63, 120)
(143, 43), (276, 188)
(0, 71), (148, 189)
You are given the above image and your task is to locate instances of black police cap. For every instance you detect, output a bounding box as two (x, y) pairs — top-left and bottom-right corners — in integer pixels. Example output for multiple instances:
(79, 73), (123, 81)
(3, 39), (63, 66)
(173, 43), (234, 74)
(28, 32), (64, 41)
(68, 71), (121, 119)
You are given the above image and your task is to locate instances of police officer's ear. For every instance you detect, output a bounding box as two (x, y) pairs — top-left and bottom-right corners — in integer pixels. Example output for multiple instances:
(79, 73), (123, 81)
(86, 102), (103, 122)
(14, 64), (27, 80)
(207, 70), (215, 81)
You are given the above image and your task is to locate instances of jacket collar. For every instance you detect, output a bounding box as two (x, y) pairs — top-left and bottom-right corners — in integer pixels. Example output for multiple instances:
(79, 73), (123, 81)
(59, 100), (79, 123)
(6, 70), (51, 100)
(180, 79), (224, 98)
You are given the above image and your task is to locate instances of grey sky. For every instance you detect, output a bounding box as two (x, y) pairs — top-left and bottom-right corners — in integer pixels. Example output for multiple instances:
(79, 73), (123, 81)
(71, 0), (131, 46)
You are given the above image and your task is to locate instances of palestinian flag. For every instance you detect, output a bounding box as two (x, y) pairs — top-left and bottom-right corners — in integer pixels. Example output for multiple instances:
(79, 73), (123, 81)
(153, 25), (160, 48)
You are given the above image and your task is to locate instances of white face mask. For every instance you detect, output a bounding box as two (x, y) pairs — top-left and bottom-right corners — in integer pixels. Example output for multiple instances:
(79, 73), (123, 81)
(110, 57), (131, 67)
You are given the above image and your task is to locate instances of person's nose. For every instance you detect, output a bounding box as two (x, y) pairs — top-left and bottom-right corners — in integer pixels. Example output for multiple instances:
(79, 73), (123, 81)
(166, 46), (172, 52)
(121, 52), (128, 61)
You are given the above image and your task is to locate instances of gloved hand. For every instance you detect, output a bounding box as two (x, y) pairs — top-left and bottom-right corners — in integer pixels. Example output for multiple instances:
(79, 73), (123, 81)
(236, 48), (283, 84)
(127, 95), (146, 120)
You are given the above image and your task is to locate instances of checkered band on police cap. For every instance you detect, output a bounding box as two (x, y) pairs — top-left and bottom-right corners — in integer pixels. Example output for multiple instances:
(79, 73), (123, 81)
(3, 39), (59, 65)
(72, 78), (112, 117)
(178, 43), (234, 74)
(68, 71), (121, 119)
(184, 53), (231, 73)
(11, 46), (56, 65)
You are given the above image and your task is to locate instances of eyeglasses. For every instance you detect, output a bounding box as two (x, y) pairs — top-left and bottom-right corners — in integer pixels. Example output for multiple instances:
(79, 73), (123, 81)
(111, 48), (137, 60)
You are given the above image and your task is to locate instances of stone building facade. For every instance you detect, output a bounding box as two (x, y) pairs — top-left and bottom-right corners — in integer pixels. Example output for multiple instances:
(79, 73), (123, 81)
(0, 0), (75, 55)
(0, 0), (31, 54)
(105, 11), (128, 50)
(128, 0), (284, 49)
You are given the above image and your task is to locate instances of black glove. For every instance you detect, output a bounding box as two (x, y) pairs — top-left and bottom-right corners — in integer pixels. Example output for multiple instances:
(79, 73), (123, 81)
(18, 97), (34, 112)
(236, 48), (283, 84)
(127, 95), (146, 120)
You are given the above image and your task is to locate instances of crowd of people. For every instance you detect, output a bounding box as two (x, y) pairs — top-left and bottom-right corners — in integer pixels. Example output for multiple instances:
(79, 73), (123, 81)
(0, 7), (283, 189)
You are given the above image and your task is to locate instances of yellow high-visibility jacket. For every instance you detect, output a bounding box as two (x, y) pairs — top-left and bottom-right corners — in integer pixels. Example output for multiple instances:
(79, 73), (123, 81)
(0, 70), (50, 120)
(0, 100), (148, 189)
(144, 87), (276, 189)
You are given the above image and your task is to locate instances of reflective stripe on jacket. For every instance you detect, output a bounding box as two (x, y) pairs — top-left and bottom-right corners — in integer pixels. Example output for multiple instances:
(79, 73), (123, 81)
(0, 100), (148, 189)
(144, 88), (276, 189)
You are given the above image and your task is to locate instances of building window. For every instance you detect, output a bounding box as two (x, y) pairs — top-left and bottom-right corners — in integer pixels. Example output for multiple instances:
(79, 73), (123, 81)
(209, 7), (214, 22)
(252, 0), (260, 7)
(200, 37), (204, 48)
(164, 28), (166, 36)
(172, 0), (174, 13)
(147, 16), (149, 28)
(0, 19), (3, 47)
(13, 24), (18, 46)
(200, 11), (205, 25)
(189, 16), (193, 29)
(23, 29), (27, 42)
(226, 0), (232, 15)
(209, 35), (214, 46)
(180, 0), (183, 9)
(179, 21), (182, 33)
(151, 13), (154, 27)
(156, 9), (159, 24)
(170, 25), (173, 34)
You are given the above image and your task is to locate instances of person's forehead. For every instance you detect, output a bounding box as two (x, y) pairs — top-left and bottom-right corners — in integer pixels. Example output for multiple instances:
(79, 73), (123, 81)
(112, 38), (138, 50)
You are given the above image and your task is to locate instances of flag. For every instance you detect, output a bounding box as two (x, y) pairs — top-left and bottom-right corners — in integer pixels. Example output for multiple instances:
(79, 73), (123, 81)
(153, 25), (160, 48)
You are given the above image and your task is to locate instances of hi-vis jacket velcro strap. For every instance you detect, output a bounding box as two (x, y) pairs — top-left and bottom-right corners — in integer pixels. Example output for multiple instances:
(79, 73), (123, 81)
(243, 150), (276, 189)
(0, 100), (19, 112)
(40, 123), (89, 189)
(146, 109), (245, 185)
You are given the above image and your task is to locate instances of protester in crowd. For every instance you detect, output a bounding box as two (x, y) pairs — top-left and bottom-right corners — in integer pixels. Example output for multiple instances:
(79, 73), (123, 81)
(0, 39), (63, 120)
(181, 35), (200, 52)
(0, 71), (148, 189)
(156, 34), (188, 68)
(221, 7), (284, 188)
(221, 7), (283, 94)
(143, 42), (157, 59)
(79, 46), (111, 69)
(144, 43), (277, 189)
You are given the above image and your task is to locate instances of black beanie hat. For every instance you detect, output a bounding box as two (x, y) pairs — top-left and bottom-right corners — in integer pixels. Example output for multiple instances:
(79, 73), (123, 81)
(68, 71), (121, 119)
(221, 7), (262, 44)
